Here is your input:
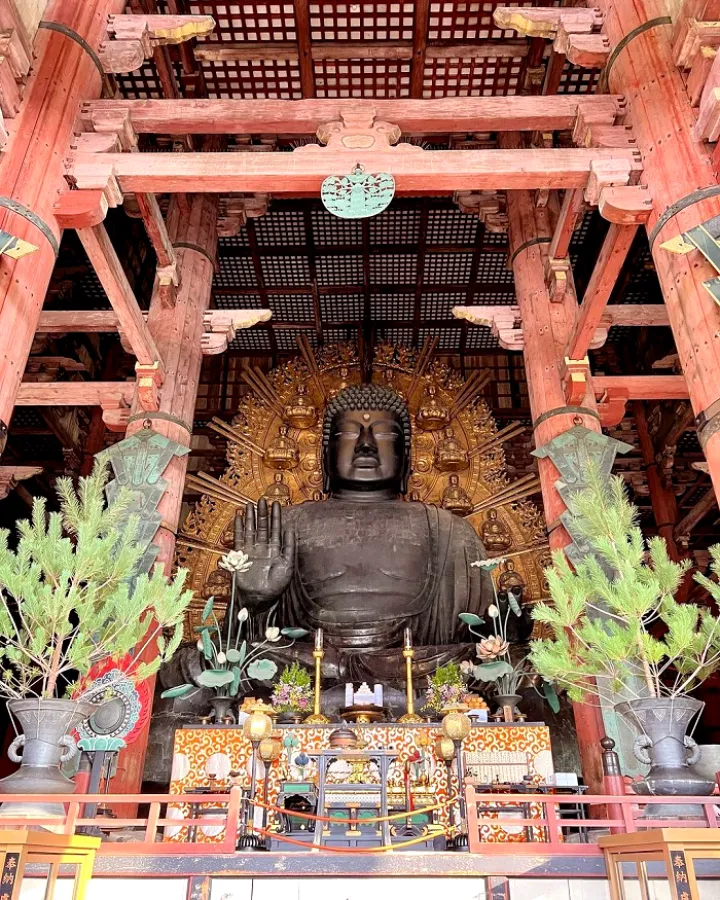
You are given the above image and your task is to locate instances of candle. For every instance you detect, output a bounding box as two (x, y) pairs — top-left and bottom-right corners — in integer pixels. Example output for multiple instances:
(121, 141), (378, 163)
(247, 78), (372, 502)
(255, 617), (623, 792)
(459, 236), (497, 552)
(404, 627), (412, 650)
(374, 684), (383, 707)
(345, 683), (354, 707)
(315, 628), (323, 650)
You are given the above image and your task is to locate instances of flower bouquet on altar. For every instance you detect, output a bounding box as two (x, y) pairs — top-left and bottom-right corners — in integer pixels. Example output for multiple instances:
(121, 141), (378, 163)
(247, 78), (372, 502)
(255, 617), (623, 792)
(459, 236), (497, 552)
(424, 662), (470, 717)
(271, 662), (313, 723)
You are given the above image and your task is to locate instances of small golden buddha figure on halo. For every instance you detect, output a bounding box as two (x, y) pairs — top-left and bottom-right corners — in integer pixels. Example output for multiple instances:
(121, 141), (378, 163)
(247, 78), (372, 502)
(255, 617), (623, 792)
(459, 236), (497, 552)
(434, 426), (469, 472)
(416, 384), (451, 432)
(440, 473), (473, 517)
(481, 508), (513, 553)
(283, 383), (318, 430)
(264, 424), (299, 470)
(263, 472), (292, 506)
(328, 366), (351, 399)
(498, 558), (526, 596)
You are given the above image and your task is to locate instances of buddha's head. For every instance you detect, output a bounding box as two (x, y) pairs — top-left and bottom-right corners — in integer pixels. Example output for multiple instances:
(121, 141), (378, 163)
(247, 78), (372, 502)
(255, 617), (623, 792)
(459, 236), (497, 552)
(322, 384), (411, 495)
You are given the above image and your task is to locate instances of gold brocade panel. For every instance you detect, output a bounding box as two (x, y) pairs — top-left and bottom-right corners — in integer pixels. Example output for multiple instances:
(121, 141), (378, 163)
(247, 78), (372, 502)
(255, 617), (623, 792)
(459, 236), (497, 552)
(177, 343), (548, 634)
(168, 723), (554, 844)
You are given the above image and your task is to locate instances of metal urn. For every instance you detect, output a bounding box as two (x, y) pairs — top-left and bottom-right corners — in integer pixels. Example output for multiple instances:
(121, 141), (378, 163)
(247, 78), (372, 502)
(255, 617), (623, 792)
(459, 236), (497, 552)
(615, 697), (715, 819)
(0, 698), (94, 820)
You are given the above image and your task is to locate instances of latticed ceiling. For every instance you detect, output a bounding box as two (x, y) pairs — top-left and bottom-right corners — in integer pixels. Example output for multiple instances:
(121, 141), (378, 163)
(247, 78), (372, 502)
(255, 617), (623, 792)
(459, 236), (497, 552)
(1, 0), (716, 564)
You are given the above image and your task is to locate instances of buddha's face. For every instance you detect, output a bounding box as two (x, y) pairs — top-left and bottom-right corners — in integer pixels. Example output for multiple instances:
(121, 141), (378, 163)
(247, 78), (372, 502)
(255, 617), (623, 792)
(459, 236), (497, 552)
(326, 408), (407, 493)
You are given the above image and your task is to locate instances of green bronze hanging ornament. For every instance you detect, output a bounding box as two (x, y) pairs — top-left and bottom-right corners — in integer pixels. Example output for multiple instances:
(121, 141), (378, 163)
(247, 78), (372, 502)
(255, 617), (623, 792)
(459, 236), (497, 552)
(321, 163), (395, 219)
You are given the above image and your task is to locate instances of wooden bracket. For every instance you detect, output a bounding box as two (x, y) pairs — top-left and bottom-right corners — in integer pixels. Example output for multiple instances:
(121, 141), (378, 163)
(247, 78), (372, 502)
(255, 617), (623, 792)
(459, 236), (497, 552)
(307, 108), (413, 153)
(558, 31), (610, 68)
(572, 103), (624, 147)
(201, 309), (273, 355)
(597, 184), (652, 224)
(98, 14), (215, 74)
(0, 7), (33, 119)
(493, 7), (603, 39)
(451, 305), (523, 350)
(562, 356), (590, 406)
(454, 191), (508, 234)
(0, 466), (42, 500)
(596, 386), (630, 427)
(584, 157), (634, 205)
(674, 17), (720, 70)
(694, 49), (720, 140)
(53, 190), (109, 230)
(217, 194), (270, 237)
(545, 257), (574, 303)
(135, 361), (163, 411)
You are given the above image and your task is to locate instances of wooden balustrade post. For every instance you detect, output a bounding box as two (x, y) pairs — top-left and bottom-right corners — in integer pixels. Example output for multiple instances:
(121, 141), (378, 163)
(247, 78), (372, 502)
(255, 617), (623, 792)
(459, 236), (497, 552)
(505, 175), (606, 795)
(109, 191), (219, 796)
(601, 736), (626, 834)
(0, 0), (126, 448)
(596, 0), (720, 504)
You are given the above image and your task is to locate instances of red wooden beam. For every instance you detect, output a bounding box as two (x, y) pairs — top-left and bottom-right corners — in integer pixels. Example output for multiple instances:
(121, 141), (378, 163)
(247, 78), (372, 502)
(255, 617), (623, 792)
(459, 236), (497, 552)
(80, 95), (624, 135)
(566, 224), (638, 360)
(135, 193), (175, 269)
(593, 375), (689, 400)
(549, 188), (585, 260)
(69, 147), (642, 195)
(16, 382), (134, 406)
(52, 189), (108, 229)
(75, 223), (164, 373)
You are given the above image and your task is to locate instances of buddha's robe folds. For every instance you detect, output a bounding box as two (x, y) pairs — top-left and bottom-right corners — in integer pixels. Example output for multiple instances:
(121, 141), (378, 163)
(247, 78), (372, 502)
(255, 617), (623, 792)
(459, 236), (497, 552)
(264, 498), (493, 684)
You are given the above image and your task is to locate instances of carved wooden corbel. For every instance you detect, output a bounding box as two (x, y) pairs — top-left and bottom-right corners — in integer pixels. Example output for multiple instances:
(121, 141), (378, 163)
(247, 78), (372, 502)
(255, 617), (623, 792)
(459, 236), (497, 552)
(217, 194), (270, 237)
(596, 385), (630, 427)
(299, 108), (419, 154)
(597, 184), (653, 225)
(584, 157), (634, 206)
(201, 309), (273, 355)
(454, 191), (508, 234)
(451, 305), (523, 351)
(98, 14), (215, 74)
(545, 257), (573, 304)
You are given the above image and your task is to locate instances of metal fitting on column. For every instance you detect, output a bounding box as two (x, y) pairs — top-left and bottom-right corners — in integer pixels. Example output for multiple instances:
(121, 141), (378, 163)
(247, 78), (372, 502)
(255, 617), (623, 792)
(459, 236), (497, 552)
(694, 399), (720, 449)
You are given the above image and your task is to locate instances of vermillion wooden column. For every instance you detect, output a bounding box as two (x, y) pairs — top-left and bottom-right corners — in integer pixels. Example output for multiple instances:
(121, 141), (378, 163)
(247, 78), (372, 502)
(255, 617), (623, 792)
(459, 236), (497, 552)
(0, 0), (125, 445)
(597, 0), (720, 503)
(112, 193), (219, 794)
(507, 187), (606, 794)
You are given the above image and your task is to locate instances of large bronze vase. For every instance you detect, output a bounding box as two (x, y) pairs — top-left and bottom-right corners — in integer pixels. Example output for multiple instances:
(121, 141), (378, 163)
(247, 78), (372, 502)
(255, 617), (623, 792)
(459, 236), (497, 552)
(0, 698), (93, 820)
(615, 697), (715, 819)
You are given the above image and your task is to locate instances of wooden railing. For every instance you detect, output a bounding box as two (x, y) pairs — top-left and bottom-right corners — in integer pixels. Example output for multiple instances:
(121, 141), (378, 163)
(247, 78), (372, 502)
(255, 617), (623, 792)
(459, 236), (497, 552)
(465, 787), (720, 855)
(0, 789), (243, 855)
(0, 787), (718, 856)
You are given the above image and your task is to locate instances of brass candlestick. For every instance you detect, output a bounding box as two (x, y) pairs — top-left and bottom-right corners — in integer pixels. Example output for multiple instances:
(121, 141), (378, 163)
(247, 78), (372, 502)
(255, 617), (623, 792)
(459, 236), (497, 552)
(305, 630), (330, 724)
(399, 628), (423, 723)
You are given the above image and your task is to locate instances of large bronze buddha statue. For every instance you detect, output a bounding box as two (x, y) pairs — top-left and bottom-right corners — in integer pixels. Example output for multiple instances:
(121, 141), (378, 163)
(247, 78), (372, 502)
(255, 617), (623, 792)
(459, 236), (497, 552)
(233, 384), (493, 683)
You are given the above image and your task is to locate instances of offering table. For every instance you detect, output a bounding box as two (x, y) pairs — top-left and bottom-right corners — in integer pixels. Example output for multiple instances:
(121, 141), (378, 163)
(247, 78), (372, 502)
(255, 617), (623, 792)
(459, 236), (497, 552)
(168, 722), (554, 845)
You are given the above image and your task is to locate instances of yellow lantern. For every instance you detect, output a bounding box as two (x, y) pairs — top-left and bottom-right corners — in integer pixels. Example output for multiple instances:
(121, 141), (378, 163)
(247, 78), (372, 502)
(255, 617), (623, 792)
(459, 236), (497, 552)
(258, 737), (282, 763)
(243, 710), (273, 743)
(441, 710), (471, 743)
(434, 735), (455, 761)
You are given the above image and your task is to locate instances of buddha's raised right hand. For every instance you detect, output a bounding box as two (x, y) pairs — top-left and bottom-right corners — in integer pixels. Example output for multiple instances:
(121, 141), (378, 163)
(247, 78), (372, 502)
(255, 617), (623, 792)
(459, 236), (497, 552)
(233, 499), (295, 607)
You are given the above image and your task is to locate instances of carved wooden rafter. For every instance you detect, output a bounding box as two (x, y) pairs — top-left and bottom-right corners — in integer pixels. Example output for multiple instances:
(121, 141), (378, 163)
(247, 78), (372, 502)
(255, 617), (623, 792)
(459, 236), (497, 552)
(201, 310), (273, 355)
(98, 14), (215, 75)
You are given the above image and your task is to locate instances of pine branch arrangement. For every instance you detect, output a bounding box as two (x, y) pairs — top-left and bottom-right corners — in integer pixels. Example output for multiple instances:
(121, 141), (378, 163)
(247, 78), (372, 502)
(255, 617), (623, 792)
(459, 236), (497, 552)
(0, 464), (193, 700)
(529, 463), (720, 701)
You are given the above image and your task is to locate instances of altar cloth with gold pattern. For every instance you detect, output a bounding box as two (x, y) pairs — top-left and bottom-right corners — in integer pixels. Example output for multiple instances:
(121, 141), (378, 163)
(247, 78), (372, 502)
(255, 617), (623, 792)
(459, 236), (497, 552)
(168, 722), (553, 844)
